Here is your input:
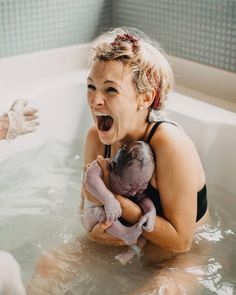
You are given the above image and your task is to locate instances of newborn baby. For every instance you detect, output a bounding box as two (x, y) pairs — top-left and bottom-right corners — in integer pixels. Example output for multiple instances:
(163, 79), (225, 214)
(83, 141), (156, 245)
(0, 251), (25, 295)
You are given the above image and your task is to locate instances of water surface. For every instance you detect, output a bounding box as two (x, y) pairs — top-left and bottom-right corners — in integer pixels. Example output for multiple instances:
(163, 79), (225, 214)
(0, 139), (235, 294)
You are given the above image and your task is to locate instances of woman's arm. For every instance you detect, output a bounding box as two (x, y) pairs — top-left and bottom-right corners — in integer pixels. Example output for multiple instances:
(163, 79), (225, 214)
(141, 125), (201, 251)
(81, 127), (103, 211)
(94, 126), (200, 251)
(82, 129), (143, 246)
(82, 125), (202, 251)
(81, 127), (126, 245)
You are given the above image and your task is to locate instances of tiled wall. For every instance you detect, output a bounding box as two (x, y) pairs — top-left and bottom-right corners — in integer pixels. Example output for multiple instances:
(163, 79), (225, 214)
(0, 0), (111, 57)
(0, 0), (235, 73)
(112, 0), (236, 73)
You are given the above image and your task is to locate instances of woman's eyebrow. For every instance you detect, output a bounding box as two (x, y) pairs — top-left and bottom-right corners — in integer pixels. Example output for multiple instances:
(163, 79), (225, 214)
(87, 77), (93, 82)
(104, 80), (116, 84)
(104, 80), (121, 86)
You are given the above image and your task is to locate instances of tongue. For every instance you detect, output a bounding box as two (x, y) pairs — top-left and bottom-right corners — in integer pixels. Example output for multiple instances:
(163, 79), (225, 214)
(98, 116), (113, 131)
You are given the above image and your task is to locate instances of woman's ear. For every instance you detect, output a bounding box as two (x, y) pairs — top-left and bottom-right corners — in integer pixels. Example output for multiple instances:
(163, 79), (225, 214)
(137, 89), (156, 110)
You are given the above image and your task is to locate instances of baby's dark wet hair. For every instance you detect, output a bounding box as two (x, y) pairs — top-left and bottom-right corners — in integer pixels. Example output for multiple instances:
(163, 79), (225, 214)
(109, 141), (155, 175)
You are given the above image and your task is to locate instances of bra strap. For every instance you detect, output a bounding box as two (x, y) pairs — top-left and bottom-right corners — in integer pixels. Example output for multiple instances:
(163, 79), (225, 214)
(146, 122), (163, 143)
(146, 121), (177, 144)
(104, 145), (111, 158)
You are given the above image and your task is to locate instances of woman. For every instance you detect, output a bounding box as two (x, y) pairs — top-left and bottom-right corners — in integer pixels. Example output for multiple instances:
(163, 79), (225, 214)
(82, 27), (208, 252)
(28, 28), (209, 294)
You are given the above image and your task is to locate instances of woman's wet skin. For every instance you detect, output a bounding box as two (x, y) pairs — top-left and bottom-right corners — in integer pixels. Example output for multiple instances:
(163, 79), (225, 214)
(87, 59), (149, 147)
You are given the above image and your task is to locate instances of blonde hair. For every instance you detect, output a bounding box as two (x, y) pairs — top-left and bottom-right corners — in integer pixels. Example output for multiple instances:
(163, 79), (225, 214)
(89, 27), (174, 118)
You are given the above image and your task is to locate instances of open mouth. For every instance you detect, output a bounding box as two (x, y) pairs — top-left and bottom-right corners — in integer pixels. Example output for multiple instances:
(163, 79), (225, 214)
(95, 112), (114, 132)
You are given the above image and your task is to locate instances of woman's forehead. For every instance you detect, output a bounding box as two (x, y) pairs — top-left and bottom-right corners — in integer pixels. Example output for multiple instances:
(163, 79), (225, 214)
(88, 60), (133, 84)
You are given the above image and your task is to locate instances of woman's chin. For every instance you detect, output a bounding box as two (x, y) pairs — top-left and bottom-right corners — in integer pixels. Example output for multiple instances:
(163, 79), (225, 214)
(97, 125), (116, 145)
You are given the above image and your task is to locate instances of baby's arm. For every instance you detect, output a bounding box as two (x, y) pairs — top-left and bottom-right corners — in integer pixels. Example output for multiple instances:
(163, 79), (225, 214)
(84, 160), (122, 221)
(136, 194), (156, 232)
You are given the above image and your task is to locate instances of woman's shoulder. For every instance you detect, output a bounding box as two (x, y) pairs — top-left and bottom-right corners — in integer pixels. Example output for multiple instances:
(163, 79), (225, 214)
(86, 125), (99, 139)
(147, 121), (198, 164)
(84, 126), (104, 164)
(149, 120), (205, 185)
(147, 121), (186, 148)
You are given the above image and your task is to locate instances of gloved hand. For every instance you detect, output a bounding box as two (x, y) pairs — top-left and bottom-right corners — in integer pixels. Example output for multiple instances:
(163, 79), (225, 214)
(104, 198), (122, 222)
(6, 99), (39, 140)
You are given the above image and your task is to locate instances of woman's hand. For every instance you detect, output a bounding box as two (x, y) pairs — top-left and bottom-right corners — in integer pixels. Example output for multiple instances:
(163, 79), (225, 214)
(89, 221), (126, 246)
(96, 155), (110, 187)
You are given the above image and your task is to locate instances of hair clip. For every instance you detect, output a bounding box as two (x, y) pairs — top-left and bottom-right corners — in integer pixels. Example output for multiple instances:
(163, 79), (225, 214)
(111, 34), (140, 53)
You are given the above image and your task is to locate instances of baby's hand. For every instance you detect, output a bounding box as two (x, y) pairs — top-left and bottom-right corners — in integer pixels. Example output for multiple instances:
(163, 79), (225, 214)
(104, 198), (122, 222)
(137, 210), (156, 232)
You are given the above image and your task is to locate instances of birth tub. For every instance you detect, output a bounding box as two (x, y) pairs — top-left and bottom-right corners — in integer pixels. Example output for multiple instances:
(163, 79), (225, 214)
(0, 45), (235, 294)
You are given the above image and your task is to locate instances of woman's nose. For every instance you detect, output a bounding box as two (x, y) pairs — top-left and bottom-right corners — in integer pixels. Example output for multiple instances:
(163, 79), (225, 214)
(89, 91), (105, 107)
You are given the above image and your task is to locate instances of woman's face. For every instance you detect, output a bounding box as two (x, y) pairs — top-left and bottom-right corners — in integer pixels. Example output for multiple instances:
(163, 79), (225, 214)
(87, 59), (141, 145)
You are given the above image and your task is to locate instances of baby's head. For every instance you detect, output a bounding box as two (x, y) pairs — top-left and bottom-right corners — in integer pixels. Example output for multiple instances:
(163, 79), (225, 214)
(109, 141), (155, 196)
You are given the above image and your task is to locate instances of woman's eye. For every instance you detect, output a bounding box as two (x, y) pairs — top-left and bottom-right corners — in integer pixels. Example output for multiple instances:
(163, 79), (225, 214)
(106, 87), (117, 93)
(87, 84), (96, 90)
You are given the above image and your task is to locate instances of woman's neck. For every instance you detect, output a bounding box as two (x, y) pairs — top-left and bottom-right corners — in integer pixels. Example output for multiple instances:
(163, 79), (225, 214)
(119, 120), (149, 146)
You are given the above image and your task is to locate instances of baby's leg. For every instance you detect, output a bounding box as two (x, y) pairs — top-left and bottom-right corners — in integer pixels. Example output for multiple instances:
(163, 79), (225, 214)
(0, 251), (26, 295)
(106, 221), (142, 245)
(115, 237), (147, 265)
(83, 207), (106, 231)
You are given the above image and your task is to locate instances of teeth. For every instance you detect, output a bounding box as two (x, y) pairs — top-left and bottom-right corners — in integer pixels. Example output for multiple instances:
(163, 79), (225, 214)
(94, 111), (111, 117)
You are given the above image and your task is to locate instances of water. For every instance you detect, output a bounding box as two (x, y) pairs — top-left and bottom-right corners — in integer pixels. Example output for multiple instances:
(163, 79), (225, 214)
(0, 139), (235, 294)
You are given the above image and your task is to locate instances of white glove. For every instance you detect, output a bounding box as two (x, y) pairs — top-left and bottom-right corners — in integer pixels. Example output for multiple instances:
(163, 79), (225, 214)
(6, 99), (39, 140)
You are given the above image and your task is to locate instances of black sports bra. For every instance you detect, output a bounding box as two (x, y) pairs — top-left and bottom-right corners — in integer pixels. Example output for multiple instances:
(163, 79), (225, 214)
(104, 121), (208, 222)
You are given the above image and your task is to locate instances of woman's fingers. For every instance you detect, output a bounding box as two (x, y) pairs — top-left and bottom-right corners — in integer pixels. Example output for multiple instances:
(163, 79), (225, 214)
(97, 155), (110, 186)
(97, 155), (106, 169)
(90, 222), (125, 246)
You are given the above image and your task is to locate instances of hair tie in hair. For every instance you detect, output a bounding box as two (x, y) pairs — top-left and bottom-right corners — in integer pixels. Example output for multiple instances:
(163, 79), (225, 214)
(146, 69), (161, 110)
(151, 91), (161, 110)
(111, 34), (140, 53)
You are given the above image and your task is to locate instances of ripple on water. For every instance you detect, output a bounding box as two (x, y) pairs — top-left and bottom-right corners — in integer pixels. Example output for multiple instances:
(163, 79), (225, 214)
(0, 139), (235, 294)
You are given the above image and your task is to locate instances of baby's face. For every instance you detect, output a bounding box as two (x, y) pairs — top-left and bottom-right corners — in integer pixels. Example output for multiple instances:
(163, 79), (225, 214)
(109, 162), (151, 196)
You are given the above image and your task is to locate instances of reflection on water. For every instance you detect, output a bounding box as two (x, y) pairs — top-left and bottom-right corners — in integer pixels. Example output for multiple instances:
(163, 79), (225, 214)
(0, 139), (235, 294)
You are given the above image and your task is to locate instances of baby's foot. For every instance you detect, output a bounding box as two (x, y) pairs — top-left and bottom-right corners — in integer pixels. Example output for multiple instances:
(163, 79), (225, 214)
(122, 224), (142, 245)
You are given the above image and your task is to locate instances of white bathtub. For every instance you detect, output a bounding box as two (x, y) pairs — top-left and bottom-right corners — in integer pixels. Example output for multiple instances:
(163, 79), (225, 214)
(0, 45), (236, 293)
(1, 44), (236, 195)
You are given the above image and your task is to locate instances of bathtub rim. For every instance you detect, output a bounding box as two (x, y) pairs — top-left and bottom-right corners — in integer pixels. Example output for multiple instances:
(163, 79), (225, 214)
(0, 43), (236, 113)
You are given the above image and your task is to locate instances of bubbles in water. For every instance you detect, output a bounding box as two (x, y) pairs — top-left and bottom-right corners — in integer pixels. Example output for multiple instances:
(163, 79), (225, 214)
(194, 224), (224, 243)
